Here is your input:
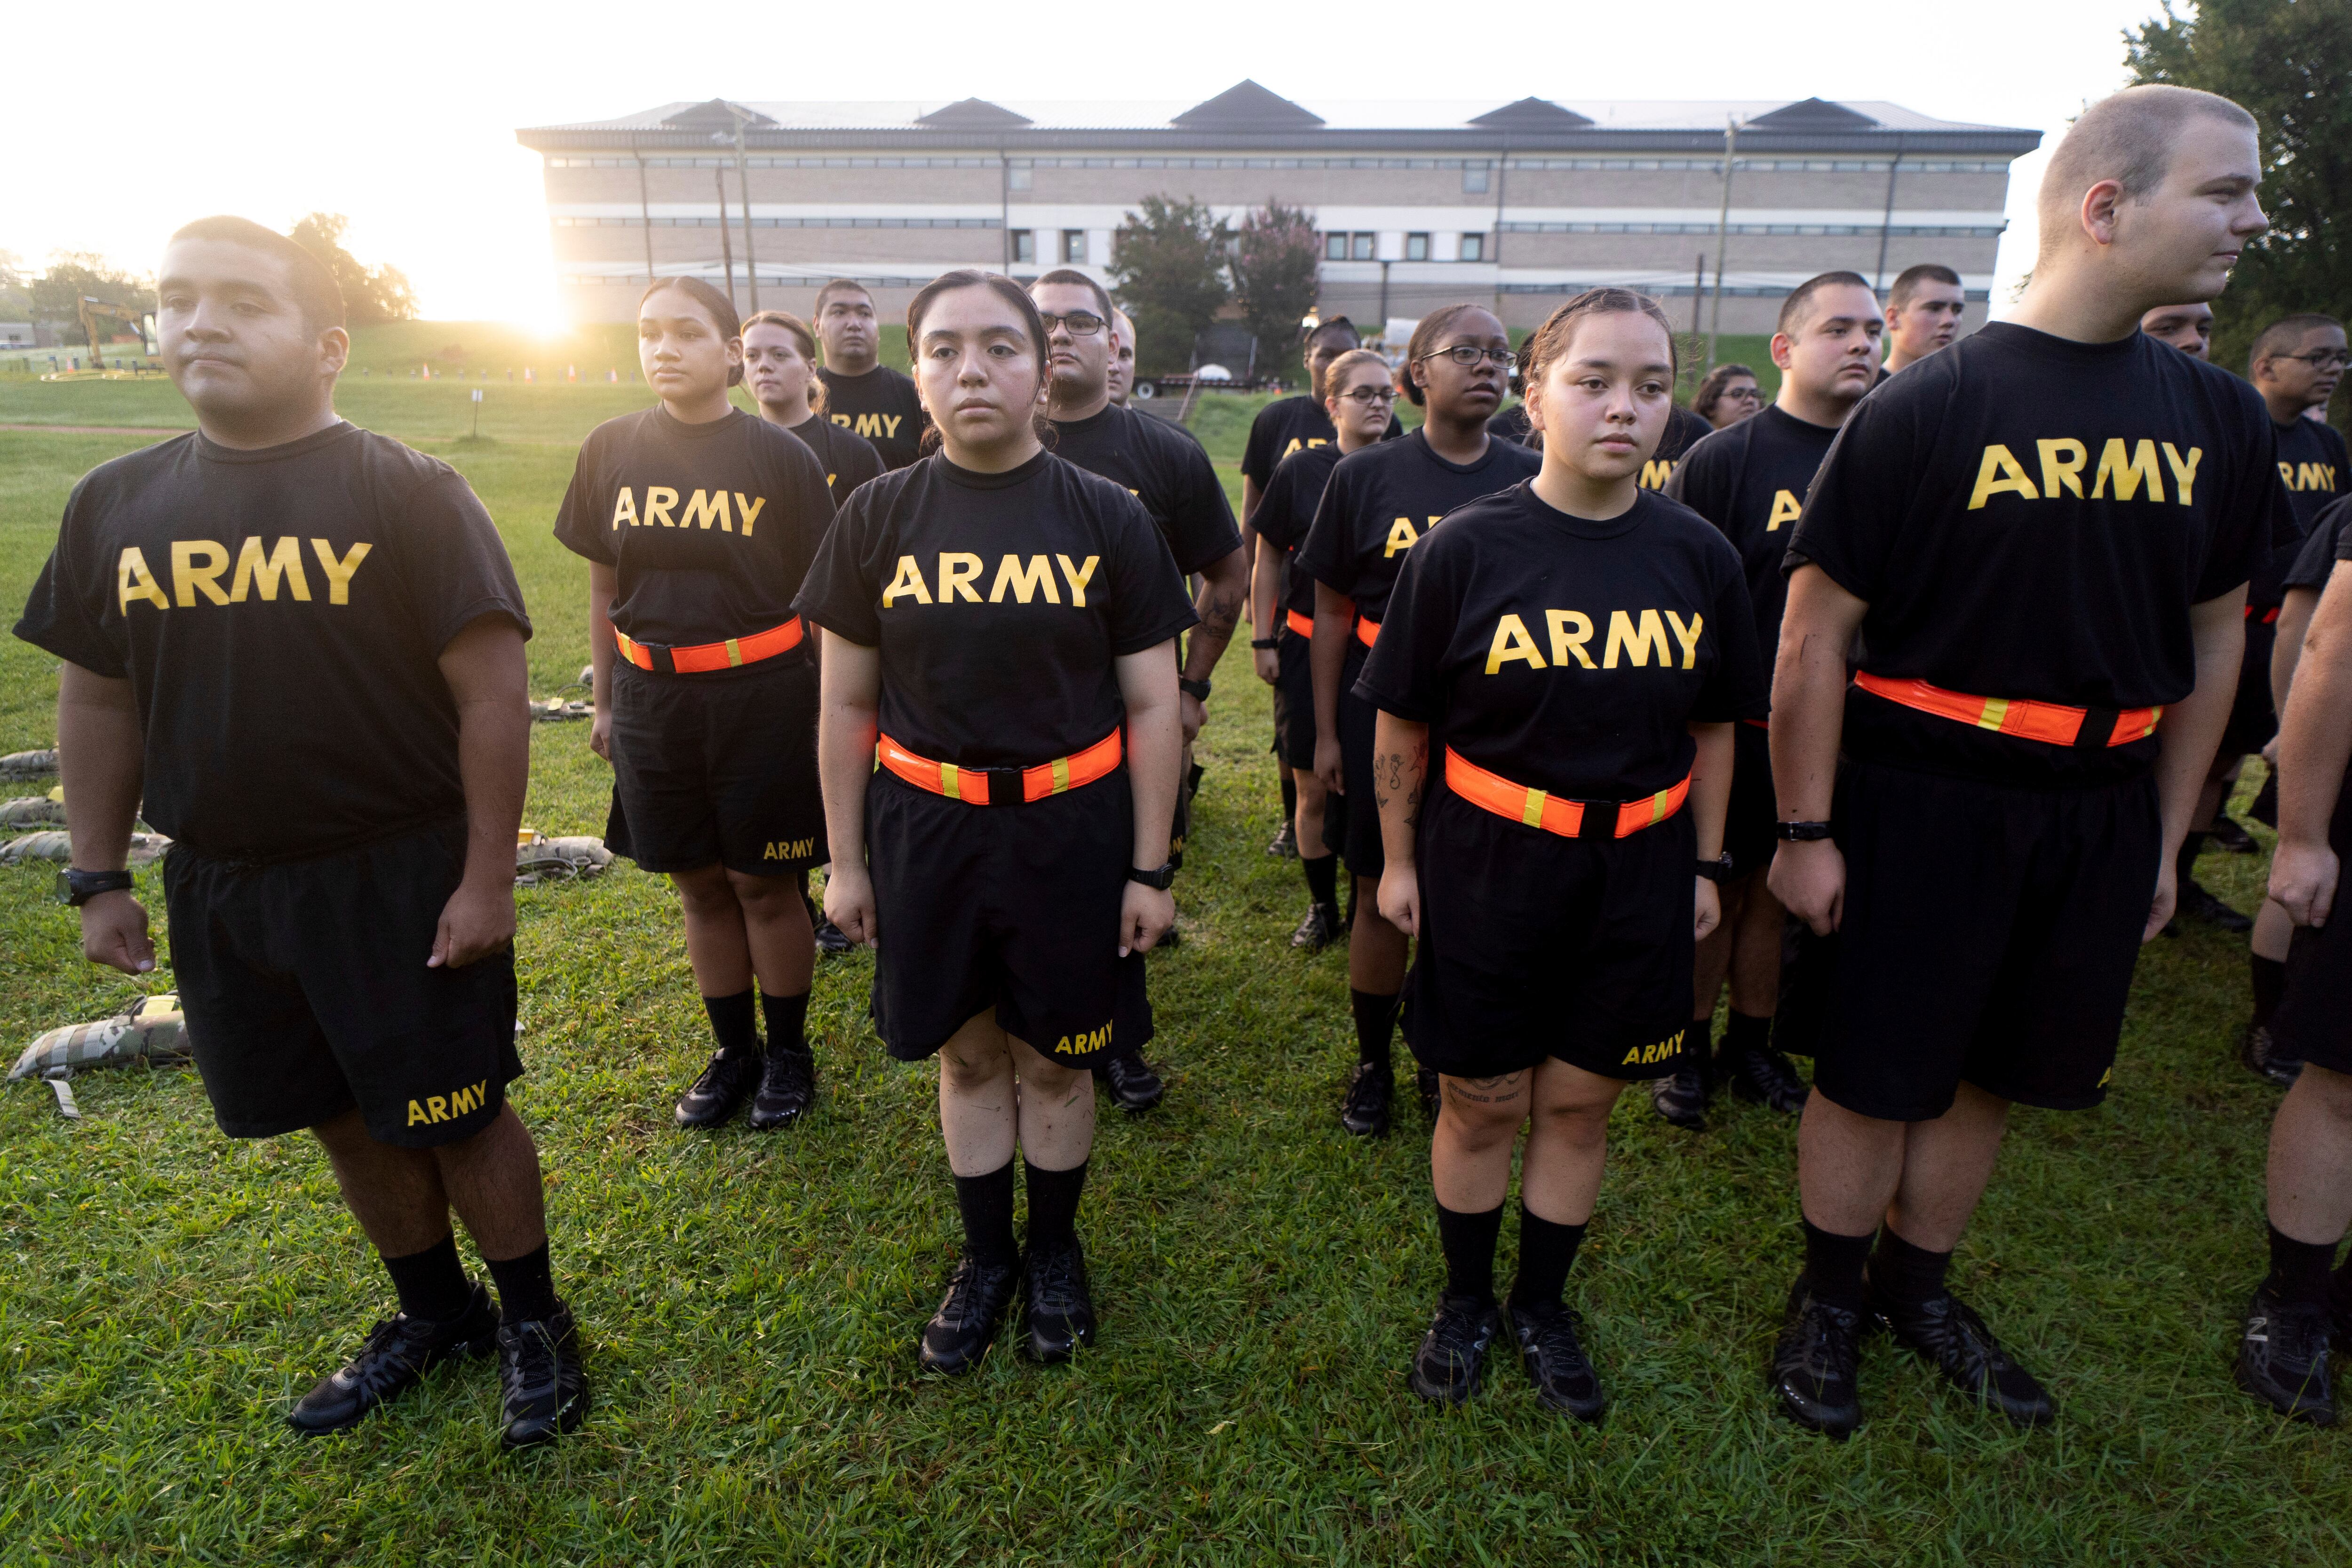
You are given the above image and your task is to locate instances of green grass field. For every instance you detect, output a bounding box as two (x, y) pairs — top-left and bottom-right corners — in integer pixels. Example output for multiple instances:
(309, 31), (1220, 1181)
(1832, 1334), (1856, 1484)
(0, 366), (2337, 1568)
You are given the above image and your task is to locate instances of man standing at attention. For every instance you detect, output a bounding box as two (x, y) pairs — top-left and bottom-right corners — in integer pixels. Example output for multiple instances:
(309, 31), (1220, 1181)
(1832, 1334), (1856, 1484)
(1878, 263), (1968, 376)
(813, 278), (927, 470)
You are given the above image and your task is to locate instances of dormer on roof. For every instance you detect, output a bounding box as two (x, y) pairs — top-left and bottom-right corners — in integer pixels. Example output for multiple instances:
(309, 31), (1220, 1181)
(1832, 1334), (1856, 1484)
(1742, 97), (1881, 131)
(1469, 97), (1596, 131)
(1171, 80), (1325, 131)
(661, 98), (776, 131)
(915, 98), (1035, 129)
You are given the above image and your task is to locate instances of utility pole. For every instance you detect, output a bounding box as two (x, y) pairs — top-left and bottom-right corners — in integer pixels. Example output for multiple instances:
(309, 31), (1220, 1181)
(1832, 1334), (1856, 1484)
(714, 167), (736, 310)
(1690, 252), (1705, 337)
(635, 151), (655, 284)
(731, 115), (759, 310)
(1707, 115), (1741, 374)
(1873, 133), (1908, 293)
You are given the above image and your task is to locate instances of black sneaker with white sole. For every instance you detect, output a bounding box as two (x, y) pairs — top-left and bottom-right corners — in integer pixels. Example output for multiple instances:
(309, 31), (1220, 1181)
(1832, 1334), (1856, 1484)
(286, 1284), (499, 1436)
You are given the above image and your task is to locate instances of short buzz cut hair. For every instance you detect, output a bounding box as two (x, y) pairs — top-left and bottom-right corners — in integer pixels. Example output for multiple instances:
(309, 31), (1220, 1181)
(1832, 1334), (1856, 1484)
(1030, 267), (1114, 323)
(2036, 86), (2259, 262)
(813, 278), (874, 315)
(2251, 312), (2347, 373)
(1888, 263), (1963, 310)
(168, 215), (346, 332)
(1777, 271), (1875, 336)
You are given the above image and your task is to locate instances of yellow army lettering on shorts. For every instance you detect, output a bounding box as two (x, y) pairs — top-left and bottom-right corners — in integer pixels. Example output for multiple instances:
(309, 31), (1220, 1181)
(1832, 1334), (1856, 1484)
(762, 837), (816, 861)
(1619, 1027), (1688, 1068)
(407, 1079), (492, 1127)
(1053, 1020), (1115, 1056)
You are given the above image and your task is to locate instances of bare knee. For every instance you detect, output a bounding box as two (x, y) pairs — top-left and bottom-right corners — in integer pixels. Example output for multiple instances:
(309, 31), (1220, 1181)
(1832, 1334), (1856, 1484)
(1530, 1093), (1613, 1152)
(1439, 1075), (1529, 1150)
(2292, 1064), (2352, 1124)
(939, 1026), (1014, 1092)
(725, 869), (803, 920)
(671, 863), (738, 918)
(1016, 1056), (1085, 1100)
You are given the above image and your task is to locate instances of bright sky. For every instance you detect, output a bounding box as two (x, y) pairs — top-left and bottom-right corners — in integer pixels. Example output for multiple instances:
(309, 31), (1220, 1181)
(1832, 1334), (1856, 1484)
(7, 0), (2164, 330)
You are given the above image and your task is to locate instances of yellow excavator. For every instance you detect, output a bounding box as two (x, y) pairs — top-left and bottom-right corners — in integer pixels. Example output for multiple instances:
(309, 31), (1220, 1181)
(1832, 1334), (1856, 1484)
(75, 296), (158, 372)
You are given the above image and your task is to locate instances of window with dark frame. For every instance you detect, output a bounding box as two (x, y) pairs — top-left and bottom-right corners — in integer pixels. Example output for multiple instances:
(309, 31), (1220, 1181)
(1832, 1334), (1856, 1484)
(1460, 232), (1486, 262)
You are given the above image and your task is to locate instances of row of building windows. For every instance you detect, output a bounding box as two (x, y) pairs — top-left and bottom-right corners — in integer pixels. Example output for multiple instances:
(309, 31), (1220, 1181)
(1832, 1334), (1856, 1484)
(1503, 157), (2006, 174)
(1498, 220), (2005, 237)
(553, 271), (1995, 303)
(1322, 231), (1489, 262)
(551, 153), (2008, 178)
(547, 155), (1002, 168)
(554, 215), (1001, 229)
(1008, 230), (1091, 264)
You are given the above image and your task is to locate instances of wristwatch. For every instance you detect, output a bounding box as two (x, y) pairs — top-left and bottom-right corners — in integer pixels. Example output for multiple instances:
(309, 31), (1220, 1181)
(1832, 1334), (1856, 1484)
(1695, 853), (1734, 884)
(1249, 637), (1280, 650)
(1127, 861), (1177, 891)
(56, 868), (135, 906)
(1177, 677), (1213, 701)
(1774, 820), (1834, 842)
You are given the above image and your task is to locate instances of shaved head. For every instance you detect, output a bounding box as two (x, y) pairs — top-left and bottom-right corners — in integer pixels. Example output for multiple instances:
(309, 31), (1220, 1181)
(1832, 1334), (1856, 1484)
(2036, 86), (2259, 266)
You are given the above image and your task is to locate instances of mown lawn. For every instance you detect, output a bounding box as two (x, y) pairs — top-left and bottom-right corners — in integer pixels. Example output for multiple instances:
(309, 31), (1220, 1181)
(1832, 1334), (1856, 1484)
(0, 372), (2338, 1567)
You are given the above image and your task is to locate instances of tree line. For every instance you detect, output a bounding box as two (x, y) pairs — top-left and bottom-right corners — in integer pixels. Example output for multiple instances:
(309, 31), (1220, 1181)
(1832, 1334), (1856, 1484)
(0, 214), (417, 332)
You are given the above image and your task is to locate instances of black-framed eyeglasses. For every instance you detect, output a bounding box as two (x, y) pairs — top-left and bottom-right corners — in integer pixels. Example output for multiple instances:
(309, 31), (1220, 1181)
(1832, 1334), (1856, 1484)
(1416, 344), (1515, 370)
(1038, 310), (1106, 337)
(1723, 385), (1763, 400)
(2278, 350), (2351, 371)
(1336, 385), (1397, 406)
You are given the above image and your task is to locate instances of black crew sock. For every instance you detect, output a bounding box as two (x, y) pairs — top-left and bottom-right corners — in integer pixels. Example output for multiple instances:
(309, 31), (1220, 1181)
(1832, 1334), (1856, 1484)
(955, 1161), (1019, 1269)
(2252, 955), (2289, 1031)
(761, 990), (811, 1057)
(1507, 1207), (1588, 1312)
(1024, 1159), (1089, 1256)
(1280, 771), (1298, 828)
(1868, 1227), (1953, 1306)
(381, 1233), (473, 1323)
(1799, 1216), (1876, 1310)
(1724, 1009), (1772, 1058)
(485, 1240), (559, 1324)
(703, 988), (759, 1058)
(1350, 988), (1399, 1071)
(2177, 830), (2208, 890)
(2267, 1223), (2337, 1309)
(1436, 1201), (1505, 1305)
(1689, 1016), (1715, 1064)
(1302, 852), (1338, 909)
(2330, 1252), (2352, 1321)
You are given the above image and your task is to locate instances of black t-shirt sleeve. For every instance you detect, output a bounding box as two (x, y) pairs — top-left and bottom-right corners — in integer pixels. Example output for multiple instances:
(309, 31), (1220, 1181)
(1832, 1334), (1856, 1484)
(1103, 490), (1201, 655)
(1295, 461), (1356, 598)
(551, 429), (616, 566)
(1661, 429), (1732, 524)
(12, 473), (123, 677)
(2199, 409), (2293, 603)
(2291, 497), (2352, 590)
(841, 434), (885, 498)
(394, 471), (534, 652)
(792, 484), (887, 646)
(1162, 433), (1243, 574)
(1690, 555), (1768, 723)
(1252, 457), (1310, 553)
(1241, 405), (1281, 486)
(1782, 389), (1917, 599)
(1355, 530), (1453, 722)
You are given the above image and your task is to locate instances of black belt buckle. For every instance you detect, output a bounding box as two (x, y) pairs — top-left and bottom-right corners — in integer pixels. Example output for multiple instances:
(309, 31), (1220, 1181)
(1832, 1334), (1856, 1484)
(1574, 797), (1615, 841)
(966, 764), (1028, 805)
(2076, 708), (2122, 749)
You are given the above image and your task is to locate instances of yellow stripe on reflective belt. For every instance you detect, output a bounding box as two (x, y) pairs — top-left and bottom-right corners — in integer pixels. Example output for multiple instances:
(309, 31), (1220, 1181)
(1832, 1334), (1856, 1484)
(725, 637), (743, 667)
(941, 764), (963, 802)
(1649, 789), (1669, 826)
(1975, 696), (2009, 732)
(1051, 756), (1071, 794)
(1522, 787), (1548, 828)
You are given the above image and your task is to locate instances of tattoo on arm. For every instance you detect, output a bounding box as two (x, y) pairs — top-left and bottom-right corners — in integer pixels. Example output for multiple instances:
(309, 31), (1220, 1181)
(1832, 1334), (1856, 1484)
(1197, 582), (1243, 640)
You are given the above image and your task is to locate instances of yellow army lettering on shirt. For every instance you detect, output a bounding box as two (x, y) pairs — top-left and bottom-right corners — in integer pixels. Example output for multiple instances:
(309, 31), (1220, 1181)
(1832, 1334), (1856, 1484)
(1054, 1019), (1114, 1056)
(761, 836), (816, 861)
(1620, 1026), (1688, 1067)
(407, 1078), (491, 1127)
(1279, 436), (1330, 462)
(1640, 458), (1679, 490)
(116, 538), (373, 613)
(1483, 607), (1706, 674)
(1384, 517), (1438, 558)
(1964, 439), (2204, 510)
(2279, 461), (2340, 493)
(1765, 489), (1803, 532)
(881, 553), (1101, 608)
(832, 412), (904, 443)
(607, 486), (770, 536)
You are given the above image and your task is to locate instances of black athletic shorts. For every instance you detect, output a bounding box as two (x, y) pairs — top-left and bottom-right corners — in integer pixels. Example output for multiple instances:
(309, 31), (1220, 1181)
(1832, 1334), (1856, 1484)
(606, 654), (826, 877)
(1274, 626), (1317, 771)
(2220, 615), (2278, 758)
(1326, 643), (1384, 876)
(162, 818), (523, 1148)
(1809, 758), (2159, 1122)
(1403, 786), (1698, 1082)
(866, 767), (1152, 1065)
(2271, 773), (2352, 1074)
(1725, 721), (1778, 881)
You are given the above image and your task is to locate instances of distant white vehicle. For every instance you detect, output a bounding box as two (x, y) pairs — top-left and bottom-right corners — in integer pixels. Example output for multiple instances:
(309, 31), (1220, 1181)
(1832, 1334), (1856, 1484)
(1193, 364), (1232, 382)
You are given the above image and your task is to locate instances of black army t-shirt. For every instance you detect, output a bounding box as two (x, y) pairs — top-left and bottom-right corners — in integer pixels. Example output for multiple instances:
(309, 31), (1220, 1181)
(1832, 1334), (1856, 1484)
(14, 422), (531, 861)
(1240, 393), (1402, 488)
(795, 451), (1198, 769)
(1486, 403), (1533, 446)
(1788, 322), (2283, 786)
(2256, 417), (2352, 607)
(1297, 430), (1542, 627)
(1254, 443), (1346, 623)
(817, 364), (927, 470)
(1360, 485), (1765, 801)
(554, 407), (834, 652)
(786, 413), (884, 502)
(1050, 404), (1242, 576)
(1667, 404), (1840, 684)
(2287, 494), (2352, 594)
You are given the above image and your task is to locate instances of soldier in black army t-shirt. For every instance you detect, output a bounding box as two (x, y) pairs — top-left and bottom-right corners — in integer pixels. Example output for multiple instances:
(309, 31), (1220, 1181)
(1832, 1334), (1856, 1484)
(813, 278), (928, 470)
(556, 279), (838, 1137)
(1297, 303), (1542, 1137)
(799, 271), (1195, 1378)
(1360, 289), (1765, 1416)
(13, 216), (585, 1449)
(1652, 272), (1883, 1130)
(1764, 87), (2287, 1440)
(744, 308), (884, 503)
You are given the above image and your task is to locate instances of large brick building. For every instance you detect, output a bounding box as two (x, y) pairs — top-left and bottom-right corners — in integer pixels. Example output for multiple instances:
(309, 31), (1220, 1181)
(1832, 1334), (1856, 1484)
(517, 80), (2039, 338)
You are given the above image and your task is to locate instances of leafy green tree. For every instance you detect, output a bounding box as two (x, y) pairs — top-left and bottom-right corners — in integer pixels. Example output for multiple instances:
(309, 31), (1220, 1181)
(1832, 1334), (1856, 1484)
(2127, 0), (2350, 413)
(289, 213), (419, 326)
(1231, 202), (1322, 384)
(29, 253), (152, 323)
(1109, 196), (1232, 376)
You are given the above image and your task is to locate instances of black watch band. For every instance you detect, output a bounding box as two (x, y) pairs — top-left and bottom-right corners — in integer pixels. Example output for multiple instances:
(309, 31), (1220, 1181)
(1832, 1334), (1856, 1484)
(57, 868), (135, 907)
(1177, 677), (1212, 701)
(1774, 820), (1834, 842)
(1249, 637), (1280, 650)
(1695, 853), (1734, 884)
(1127, 861), (1176, 891)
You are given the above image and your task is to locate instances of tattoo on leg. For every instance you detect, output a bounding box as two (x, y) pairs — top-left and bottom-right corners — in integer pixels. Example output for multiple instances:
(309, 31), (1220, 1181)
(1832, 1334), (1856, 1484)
(1444, 1071), (1527, 1106)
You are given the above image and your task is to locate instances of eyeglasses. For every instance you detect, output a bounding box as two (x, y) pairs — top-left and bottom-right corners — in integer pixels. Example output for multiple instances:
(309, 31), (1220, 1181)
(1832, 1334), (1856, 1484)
(1723, 386), (1762, 401)
(1416, 344), (1515, 370)
(1336, 385), (1397, 405)
(1038, 311), (1106, 337)
(2278, 350), (2350, 371)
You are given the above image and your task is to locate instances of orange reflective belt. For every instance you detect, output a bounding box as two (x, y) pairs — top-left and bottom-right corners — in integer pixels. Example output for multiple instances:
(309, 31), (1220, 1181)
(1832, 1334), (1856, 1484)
(1853, 670), (2161, 748)
(1355, 615), (1380, 649)
(1286, 609), (1315, 639)
(1444, 748), (1690, 841)
(1742, 717), (1770, 731)
(614, 616), (804, 675)
(876, 730), (1123, 806)
(2246, 603), (2280, 625)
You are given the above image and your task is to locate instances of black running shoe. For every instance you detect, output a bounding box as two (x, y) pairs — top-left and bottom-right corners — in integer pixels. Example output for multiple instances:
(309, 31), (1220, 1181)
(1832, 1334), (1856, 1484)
(496, 1302), (588, 1450)
(1341, 1061), (1392, 1138)
(814, 918), (854, 955)
(1267, 821), (1299, 858)
(2177, 879), (2255, 934)
(1770, 1284), (1865, 1439)
(1291, 901), (1342, 952)
(286, 1284), (498, 1436)
(1416, 1067), (1441, 1122)
(920, 1254), (1021, 1375)
(674, 1048), (760, 1129)
(2240, 1020), (2304, 1089)
(2208, 815), (2259, 854)
(1509, 1298), (1606, 1423)
(1722, 1041), (1809, 1114)
(747, 1044), (816, 1130)
(1868, 1283), (2056, 1428)
(2236, 1284), (2336, 1425)
(1410, 1294), (1500, 1405)
(1648, 1063), (1710, 1130)
(1023, 1242), (1098, 1362)
(1097, 1047), (1165, 1113)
